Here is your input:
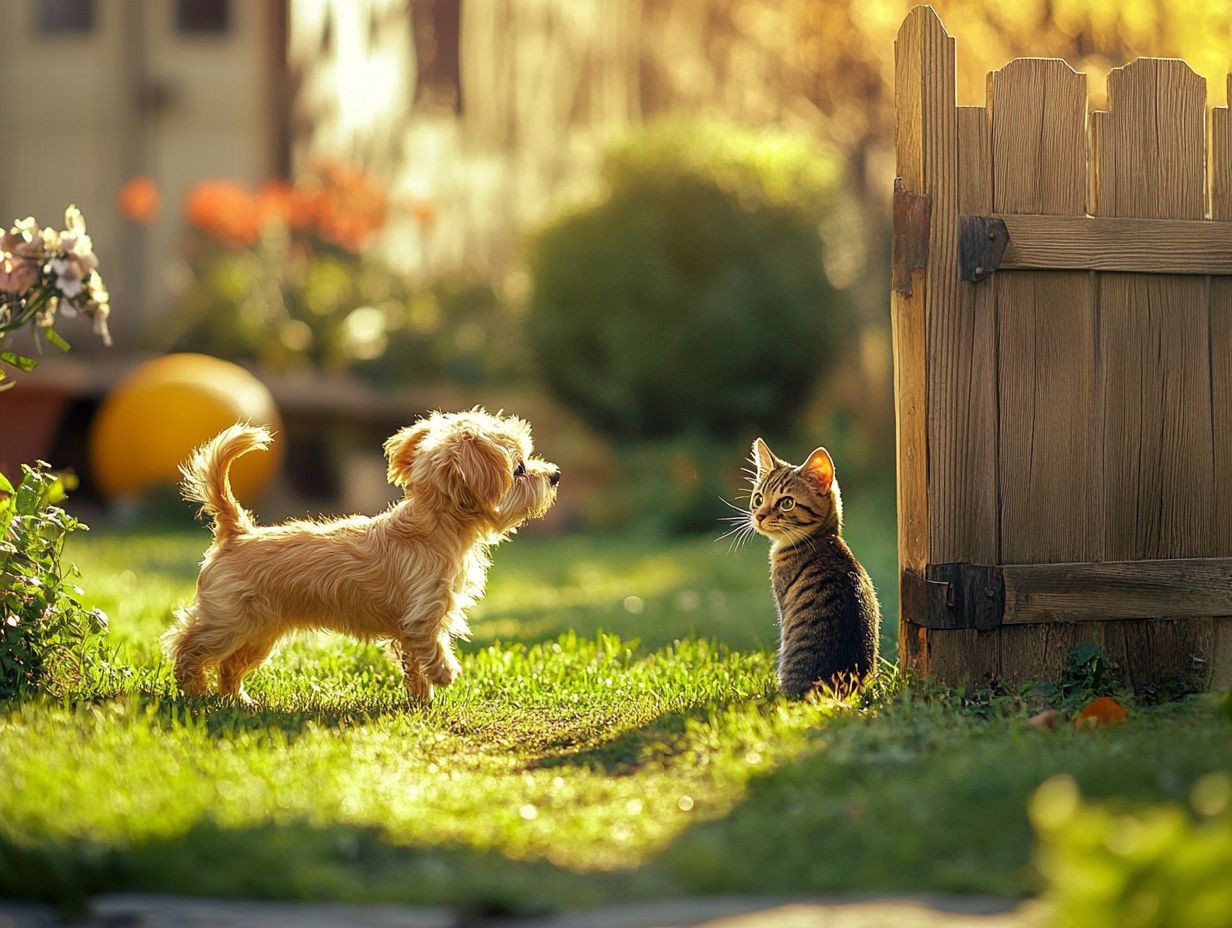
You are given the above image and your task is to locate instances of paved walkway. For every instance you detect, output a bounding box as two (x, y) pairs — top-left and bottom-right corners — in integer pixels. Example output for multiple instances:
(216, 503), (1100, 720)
(0, 894), (1045, 928)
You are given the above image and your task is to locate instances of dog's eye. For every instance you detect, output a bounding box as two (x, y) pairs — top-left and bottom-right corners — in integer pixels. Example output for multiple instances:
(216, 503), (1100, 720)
(513, 462), (525, 478)
(779, 497), (795, 510)
(751, 492), (763, 508)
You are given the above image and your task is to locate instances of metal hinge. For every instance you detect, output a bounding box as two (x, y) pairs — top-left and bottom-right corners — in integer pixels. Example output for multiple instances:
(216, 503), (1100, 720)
(902, 563), (1005, 631)
(959, 214), (1009, 282)
(892, 178), (932, 296)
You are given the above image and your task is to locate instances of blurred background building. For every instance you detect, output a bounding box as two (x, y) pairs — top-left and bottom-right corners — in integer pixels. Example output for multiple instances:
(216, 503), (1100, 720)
(1, 0), (1228, 530)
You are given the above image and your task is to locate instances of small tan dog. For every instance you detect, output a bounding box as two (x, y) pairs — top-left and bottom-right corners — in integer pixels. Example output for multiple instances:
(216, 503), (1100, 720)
(164, 408), (559, 705)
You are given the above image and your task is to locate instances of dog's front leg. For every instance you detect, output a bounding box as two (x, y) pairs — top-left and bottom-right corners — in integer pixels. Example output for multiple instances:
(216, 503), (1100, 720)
(424, 627), (462, 688)
(398, 637), (434, 706)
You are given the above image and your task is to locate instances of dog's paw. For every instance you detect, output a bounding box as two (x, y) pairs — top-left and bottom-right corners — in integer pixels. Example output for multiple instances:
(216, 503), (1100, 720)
(404, 671), (434, 706)
(427, 653), (461, 688)
(406, 683), (434, 708)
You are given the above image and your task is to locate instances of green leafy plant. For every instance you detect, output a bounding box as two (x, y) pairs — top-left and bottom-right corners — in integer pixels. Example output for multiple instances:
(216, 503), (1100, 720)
(1058, 642), (1124, 703)
(1024, 643), (1127, 710)
(527, 118), (850, 440)
(0, 464), (108, 699)
(1032, 773), (1232, 928)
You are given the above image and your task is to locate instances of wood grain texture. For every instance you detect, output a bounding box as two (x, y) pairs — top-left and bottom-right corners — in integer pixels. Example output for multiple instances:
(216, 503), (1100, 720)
(996, 214), (1232, 274)
(921, 629), (998, 684)
(1212, 92), (1232, 557)
(1001, 557), (1232, 623)
(1102, 618), (1218, 691)
(996, 623), (1109, 685)
(1092, 58), (1216, 687)
(893, 7), (955, 667)
(1209, 79), (1232, 689)
(992, 58), (1098, 565)
(927, 105), (998, 565)
(1092, 58), (1215, 561)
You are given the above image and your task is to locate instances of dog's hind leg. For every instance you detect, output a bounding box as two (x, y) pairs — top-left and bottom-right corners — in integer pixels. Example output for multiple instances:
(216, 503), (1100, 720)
(163, 603), (215, 696)
(219, 634), (277, 705)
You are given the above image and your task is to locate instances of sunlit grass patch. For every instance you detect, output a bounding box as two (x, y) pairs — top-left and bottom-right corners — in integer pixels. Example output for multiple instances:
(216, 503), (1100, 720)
(2, 518), (1229, 913)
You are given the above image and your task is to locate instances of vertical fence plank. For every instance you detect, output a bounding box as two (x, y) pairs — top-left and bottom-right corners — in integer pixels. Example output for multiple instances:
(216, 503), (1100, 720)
(918, 104), (1000, 682)
(990, 58), (1096, 682)
(992, 59), (1096, 568)
(893, 6), (955, 674)
(1209, 75), (1232, 689)
(928, 99), (998, 568)
(1092, 59), (1216, 690)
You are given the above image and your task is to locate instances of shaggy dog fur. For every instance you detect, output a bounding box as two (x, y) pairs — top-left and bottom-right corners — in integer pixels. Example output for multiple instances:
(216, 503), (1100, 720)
(164, 409), (559, 705)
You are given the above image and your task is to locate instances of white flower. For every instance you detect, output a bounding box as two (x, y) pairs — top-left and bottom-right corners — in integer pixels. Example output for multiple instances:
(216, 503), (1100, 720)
(51, 256), (84, 298)
(35, 295), (58, 327)
(39, 226), (61, 254)
(91, 300), (112, 346)
(87, 271), (109, 302)
(63, 204), (86, 237)
(58, 233), (98, 273)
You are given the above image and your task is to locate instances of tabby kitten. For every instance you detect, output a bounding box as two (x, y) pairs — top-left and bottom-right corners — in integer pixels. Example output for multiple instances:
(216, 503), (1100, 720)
(745, 438), (880, 697)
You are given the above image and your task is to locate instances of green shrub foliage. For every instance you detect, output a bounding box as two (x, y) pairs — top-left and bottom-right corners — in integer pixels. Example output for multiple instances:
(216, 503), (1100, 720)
(1032, 774), (1232, 928)
(0, 464), (107, 698)
(527, 120), (848, 439)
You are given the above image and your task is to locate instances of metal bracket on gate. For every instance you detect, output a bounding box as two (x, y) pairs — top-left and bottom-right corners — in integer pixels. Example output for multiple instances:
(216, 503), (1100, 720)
(892, 178), (932, 296)
(902, 563), (1005, 631)
(959, 214), (1009, 283)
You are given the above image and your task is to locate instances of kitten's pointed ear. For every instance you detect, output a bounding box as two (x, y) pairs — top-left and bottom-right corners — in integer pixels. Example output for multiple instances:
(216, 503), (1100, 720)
(801, 447), (835, 494)
(753, 438), (779, 476)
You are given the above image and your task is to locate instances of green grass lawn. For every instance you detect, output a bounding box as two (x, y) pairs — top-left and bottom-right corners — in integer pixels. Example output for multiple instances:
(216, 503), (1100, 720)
(2, 497), (1230, 913)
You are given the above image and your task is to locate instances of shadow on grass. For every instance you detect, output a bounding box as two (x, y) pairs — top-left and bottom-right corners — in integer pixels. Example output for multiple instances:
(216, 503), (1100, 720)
(7, 695), (1231, 911)
(140, 694), (415, 739)
(529, 701), (751, 776)
(0, 818), (619, 916)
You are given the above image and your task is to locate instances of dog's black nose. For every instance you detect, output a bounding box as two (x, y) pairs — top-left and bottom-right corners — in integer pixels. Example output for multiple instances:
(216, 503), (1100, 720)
(549, 468), (561, 487)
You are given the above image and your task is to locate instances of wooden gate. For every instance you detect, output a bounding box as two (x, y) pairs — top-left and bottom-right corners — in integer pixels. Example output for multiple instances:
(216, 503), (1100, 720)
(892, 6), (1232, 691)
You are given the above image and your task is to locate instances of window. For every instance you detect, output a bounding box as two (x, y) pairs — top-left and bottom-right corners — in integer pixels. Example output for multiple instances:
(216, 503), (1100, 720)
(176, 0), (229, 34)
(411, 0), (462, 114)
(37, 0), (93, 34)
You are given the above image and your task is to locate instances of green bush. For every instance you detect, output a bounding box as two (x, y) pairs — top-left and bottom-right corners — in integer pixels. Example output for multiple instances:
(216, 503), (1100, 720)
(1032, 774), (1232, 928)
(0, 464), (108, 699)
(583, 436), (745, 535)
(527, 119), (848, 439)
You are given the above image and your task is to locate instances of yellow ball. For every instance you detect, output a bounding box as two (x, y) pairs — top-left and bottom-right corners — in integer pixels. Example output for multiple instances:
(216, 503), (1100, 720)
(90, 353), (282, 502)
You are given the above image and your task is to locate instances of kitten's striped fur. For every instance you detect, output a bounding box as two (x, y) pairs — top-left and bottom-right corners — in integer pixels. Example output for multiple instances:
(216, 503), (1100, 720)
(745, 438), (880, 697)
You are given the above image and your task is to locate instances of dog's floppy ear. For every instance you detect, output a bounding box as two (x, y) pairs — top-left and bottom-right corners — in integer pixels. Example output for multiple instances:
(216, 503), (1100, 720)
(384, 420), (432, 488)
(449, 430), (512, 511)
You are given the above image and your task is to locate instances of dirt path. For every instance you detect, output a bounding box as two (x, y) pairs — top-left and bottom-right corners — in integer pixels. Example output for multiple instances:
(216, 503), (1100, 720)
(1, 894), (1046, 927)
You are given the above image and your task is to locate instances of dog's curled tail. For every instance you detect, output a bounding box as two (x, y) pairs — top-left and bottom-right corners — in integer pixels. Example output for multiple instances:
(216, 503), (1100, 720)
(179, 424), (272, 542)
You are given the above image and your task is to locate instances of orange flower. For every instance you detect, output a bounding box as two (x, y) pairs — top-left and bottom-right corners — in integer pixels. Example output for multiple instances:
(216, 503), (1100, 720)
(119, 177), (161, 224)
(1074, 696), (1130, 727)
(410, 201), (437, 227)
(301, 158), (389, 250)
(253, 181), (296, 229)
(185, 180), (259, 246)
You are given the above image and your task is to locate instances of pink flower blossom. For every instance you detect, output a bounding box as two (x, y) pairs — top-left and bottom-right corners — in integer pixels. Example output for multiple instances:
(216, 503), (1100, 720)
(0, 254), (38, 293)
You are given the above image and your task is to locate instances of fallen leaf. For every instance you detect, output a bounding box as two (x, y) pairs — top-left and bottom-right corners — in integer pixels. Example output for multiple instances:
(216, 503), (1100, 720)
(1074, 696), (1130, 727)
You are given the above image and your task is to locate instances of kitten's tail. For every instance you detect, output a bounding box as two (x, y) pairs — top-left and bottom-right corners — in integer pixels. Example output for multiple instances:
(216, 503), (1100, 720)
(179, 424), (271, 542)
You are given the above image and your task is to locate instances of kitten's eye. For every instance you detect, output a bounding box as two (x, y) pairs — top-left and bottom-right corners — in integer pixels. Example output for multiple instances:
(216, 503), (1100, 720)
(779, 497), (795, 510)
(751, 492), (764, 508)
(513, 462), (526, 478)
